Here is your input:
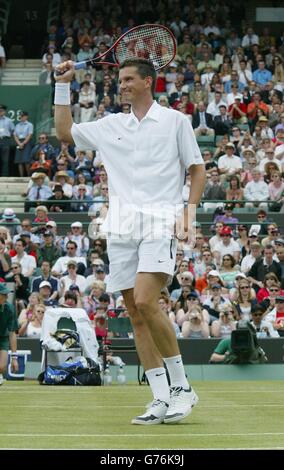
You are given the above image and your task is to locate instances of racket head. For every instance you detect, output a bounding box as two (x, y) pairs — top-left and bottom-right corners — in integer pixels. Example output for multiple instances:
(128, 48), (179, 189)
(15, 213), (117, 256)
(113, 24), (176, 71)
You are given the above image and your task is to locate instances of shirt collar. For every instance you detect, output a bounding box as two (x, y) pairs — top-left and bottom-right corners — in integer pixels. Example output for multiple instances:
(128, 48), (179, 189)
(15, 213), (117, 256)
(128, 100), (161, 124)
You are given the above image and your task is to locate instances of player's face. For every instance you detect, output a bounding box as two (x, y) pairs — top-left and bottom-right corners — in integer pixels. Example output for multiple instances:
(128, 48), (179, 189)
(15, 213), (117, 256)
(119, 66), (151, 104)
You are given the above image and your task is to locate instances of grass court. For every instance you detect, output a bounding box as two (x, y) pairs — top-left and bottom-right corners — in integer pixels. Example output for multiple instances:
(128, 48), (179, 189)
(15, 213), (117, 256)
(1, 380), (284, 449)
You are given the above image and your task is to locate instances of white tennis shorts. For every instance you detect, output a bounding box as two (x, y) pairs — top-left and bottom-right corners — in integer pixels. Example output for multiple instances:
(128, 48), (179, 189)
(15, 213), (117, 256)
(106, 236), (178, 292)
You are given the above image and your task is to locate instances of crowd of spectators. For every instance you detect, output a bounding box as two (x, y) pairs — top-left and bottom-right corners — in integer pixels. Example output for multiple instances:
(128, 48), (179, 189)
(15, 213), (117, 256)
(0, 0), (284, 349)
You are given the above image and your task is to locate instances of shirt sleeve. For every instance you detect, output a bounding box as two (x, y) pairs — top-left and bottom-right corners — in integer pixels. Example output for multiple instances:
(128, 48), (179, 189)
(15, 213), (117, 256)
(71, 121), (103, 151)
(177, 114), (204, 169)
(7, 304), (18, 332)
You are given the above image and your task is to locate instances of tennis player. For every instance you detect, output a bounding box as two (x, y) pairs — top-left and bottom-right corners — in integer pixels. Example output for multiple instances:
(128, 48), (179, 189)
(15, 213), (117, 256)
(55, 58), (206, 424)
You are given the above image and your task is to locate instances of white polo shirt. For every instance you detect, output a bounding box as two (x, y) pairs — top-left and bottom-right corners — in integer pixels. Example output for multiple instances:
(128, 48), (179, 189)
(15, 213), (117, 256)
(218, 154), (242, 172)
(11, 252), (36, 276)
(71, 101), (203, 235)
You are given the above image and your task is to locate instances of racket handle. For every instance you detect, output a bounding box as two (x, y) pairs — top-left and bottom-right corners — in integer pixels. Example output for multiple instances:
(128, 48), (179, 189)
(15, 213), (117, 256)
(74, 61), (87, 70)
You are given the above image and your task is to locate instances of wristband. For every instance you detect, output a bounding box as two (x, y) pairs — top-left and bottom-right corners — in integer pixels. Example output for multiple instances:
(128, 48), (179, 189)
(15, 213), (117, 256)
(54, 82), (71, 105)
(11, 354), (18, 359)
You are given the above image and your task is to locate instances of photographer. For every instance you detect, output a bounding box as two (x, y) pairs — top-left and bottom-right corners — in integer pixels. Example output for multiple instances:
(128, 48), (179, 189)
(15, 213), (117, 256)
(210, 305), (236, 338)
(181, 306), (210, 339)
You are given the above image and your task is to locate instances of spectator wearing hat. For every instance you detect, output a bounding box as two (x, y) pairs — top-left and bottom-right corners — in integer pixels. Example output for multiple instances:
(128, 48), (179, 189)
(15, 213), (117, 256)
(213, 226), (241, 265)
(13, 111), (34, 177)
(0, 208), (21, 237)
(85, 260), (108, 290)
(0, 104), (14, 177)
(38, 230), (62, 266)
(27, 173), (53, 202)
(248, 244), (282, 290)
(202, 283), (231, 321)
(38, 280), (58, 306)
(0, 284), (19, 385)
(192, 101), (215, 137)
(51, 240), (87, 277)
(257, 116), (274, 139)
(53, 171), (73, 198)
(11, 238), (36, 277)
(259, 148), (281, 173)
(47, 184), (70, 212)
(217, 143), (242, 178)
(244, 169), (269, 209)
(63, 222), (89, 257)
(59, 260), (87, 296)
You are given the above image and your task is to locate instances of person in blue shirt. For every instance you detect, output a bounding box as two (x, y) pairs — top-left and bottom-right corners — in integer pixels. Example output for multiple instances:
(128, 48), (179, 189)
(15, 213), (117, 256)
(13, 111), (34, 177)
(252, 60), (272, 89)
(0, 104), (14, 177)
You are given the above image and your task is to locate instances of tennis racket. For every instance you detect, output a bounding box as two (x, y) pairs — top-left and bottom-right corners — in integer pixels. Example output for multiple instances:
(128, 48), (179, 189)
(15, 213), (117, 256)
(75, 24), (176, 71)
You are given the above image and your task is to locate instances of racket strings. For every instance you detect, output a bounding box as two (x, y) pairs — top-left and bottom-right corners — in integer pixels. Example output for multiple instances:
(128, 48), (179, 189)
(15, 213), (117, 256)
(115, 26), (175, 70)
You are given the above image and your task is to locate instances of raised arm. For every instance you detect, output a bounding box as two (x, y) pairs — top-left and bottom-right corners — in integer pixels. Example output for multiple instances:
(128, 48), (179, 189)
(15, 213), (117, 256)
(54, 60), (75, 144)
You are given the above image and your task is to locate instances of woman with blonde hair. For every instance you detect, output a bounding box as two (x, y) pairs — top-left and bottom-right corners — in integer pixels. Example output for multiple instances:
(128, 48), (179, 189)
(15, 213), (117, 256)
(234, 279), (257, 320)
(18, 304), (45, 337)
(18, 292), (40, 326)
(0, 226), (13, 249)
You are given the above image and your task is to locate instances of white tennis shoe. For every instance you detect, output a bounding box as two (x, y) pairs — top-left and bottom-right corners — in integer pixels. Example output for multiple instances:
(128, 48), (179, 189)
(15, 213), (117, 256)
(164, 386), (199, 424)
(132, 399), (169, 425)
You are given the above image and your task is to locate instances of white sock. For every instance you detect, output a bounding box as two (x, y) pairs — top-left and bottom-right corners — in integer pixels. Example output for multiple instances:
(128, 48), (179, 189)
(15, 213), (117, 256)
(145, 367), (170, 404)
(163, 355), (189, 389)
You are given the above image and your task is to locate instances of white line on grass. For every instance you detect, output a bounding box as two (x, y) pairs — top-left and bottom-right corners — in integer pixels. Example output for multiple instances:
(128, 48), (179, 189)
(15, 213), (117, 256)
(1, 432), (284, 438)
(0, 404), (284, 409)
(2, 388), (284, 393)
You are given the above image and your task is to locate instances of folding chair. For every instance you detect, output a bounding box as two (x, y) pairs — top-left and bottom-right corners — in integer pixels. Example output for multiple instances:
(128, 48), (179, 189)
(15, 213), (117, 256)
(41, 307), (99, 370)
(102, 313), (142, 384)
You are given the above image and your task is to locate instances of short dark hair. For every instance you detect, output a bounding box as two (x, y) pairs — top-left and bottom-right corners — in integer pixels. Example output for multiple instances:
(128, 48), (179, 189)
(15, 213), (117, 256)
(64, 291), (77, 303)
(119, 58), (157, 95)
(67, 241), (77, 249)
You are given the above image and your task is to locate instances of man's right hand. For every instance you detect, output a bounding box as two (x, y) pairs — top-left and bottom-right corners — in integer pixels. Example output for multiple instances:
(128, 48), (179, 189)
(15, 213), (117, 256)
(55, 60), (75, 83)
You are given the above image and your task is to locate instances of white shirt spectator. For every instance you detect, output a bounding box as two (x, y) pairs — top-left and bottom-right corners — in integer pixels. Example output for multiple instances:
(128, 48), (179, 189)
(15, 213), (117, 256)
(244, 180), (269, 202)
(63, 234), (89, 257)
(241, 254), (258, 274)
(238, 69), (253, 85)
(213, 240), (241, 259)
(60, 274), (87, 294)
(11, 252), (36, 276)
(207, 100), (227, 117)
(52, 256), (87, 275)
(218, 154), (242, 172)
(241, 34), (259, 48)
